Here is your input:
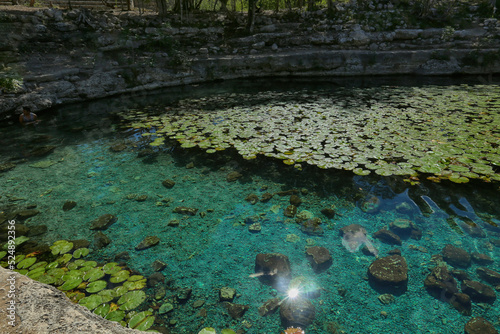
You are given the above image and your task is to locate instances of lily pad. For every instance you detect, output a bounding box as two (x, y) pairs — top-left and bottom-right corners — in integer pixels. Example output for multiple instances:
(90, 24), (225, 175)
(83, 267), (105, 282)
(73, 248), (89, 258)
(17, 257), (37, 269)
(110, 270), (130, 283)
(128, 311), (155, 331)
(59, 277), (83, 291)
(50, 240), (74, 255)
(117, 290), (146, 311)
(86, 280), (107, 293)
(105, 309), (126, 322)
(94, 303), (111, 317)
(79, 294), (103, 311)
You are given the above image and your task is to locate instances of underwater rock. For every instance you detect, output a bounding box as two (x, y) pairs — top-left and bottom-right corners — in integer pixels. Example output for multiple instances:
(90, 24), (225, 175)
(276, 189), (299, 196)
(491, 239), (500, 248)
(461, 280), (496, 304)
(90, 214), (117, 230)
(70, 239), (90, 249)
(295, 210), (314, 223)
(226, 171), (242, 182)
(460, 217), (486, 238)
(162, 179), (176, 189)
(290, 195), (302, 206)
(137, 148), (158, 158)
(368, 255), (408, 292)
(464, 317), (499, 334)
(305, 246), (332, 273)
(109, 143), (127, 152)
(424, 264), (459, 302)
(244, 216), (260, 224)
(300, 218), (323, 235)
(450, 292), (472, 316)
(93, 231), (111, 249)
(477, 267), (500, 285)
(258, 297), (280, 316)
(16, 209), (40, 220)
(280, 297), (316, 328)
(177, 287), (192, 302)
(254, 253), (292, 288)
(284, 205), (297, 218)
(0, 224), (28, 241)
(377, 293), (395, 305)
(248, 222), (261, 233)
(219, 287), (236, 302)
(62, 200), (77, 211)
(0, 162), (16, 172)
(114, 251), (130, 262)
(373, 229), (402, 246)
(173, 206), (198, 216)
(193, 299), (204, 309)
(159, 302), (174, 314)
(136, 194), (148, 202)
(260, 192), (273, 202)
(185, 162), (194, 169)
(223, 302), (249, 319)
(471, 252), (494, 265)
(152, 260), (167, 272)
(167, 219), (180, 227)
(360, 195), (380, 213)
(388, 249), (402, 256)
(135, 236), (160, 250)
(155, 286), (166, 300)
(389, 218), (422, 240)
(320, 208), (335, 219)
(442, 244), (471, 268)
(27, 224), (47, 237)
(30, 145), (56, 156)
(340, 224), (378, 256)
(451, 269), (471, 282)
(245, 194), (259, 205)
(148, 272), (165, 287)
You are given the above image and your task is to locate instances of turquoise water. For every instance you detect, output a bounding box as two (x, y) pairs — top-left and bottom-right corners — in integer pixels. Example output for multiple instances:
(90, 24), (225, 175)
(1, 77), (500, 333)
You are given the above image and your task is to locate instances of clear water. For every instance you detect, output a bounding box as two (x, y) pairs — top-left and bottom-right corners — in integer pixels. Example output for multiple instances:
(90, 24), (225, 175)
(1, 77), (500, 334)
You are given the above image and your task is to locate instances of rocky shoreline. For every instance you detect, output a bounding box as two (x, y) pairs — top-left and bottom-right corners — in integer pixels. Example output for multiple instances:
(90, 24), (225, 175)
(0, 5), (499, 121)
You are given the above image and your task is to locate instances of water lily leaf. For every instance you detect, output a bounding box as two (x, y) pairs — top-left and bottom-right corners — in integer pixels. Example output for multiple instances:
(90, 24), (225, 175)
(73, 248), (89, 258)
(27, 266), (46, 279)
(56, 253), (73, 264)
(98, 289), (116, 303)
(73, 259), (86, 267)
(127, 275), (145, 282)
(103, 262), (120, 275)
(47, 268), (65, 279)
(110, 270), (130, 283)
(79, 294), (103, 311)
(46, 261), (59, 270)
(113, 285), (129, 297)
(59, 277), (83, 291)
(29, 261), (47, 271)
(128, 311), (154, 331)
(86, 280), (107, 293)
(117, 290), (146, 311)
(0, 251), (6, 260)
(94, 303), (111, 318)
(105, 310), (126, 322)
(83, 267), (105, 282)
(17, 257), (37, 269)
(50, 240), (74, 255)
(36, 274), (57, 285)
(123, 279), (147, 291)
(66, 290), (86, 303)
(3, 236), (29, 250)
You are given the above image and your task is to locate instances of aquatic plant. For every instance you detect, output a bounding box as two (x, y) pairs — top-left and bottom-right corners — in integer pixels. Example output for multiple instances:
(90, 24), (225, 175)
(0, 240), (155, 331)
(119, 84), (500, 184)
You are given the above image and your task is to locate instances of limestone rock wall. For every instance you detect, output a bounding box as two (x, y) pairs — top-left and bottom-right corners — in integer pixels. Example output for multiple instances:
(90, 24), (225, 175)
(0, 7), (499, 120)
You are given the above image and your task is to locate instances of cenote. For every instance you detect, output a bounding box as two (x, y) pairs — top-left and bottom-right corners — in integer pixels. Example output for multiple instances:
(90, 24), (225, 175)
(1, 76), (500, 334)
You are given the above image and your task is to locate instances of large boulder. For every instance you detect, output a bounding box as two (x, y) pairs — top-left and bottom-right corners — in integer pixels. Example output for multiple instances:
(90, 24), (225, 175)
(464, 317), (499, 334)
(368, 255), (408, 294)
(442, 244), (471, 268)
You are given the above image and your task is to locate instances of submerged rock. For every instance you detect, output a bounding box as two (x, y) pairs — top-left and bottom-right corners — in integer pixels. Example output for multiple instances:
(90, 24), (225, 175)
(373, 229), (402, 246)
(109, 143), (127, 152)
(245, 194), (259, 204)
(461, 280), (496, 304)
(476, 267), (500, 285)
(162, 179), (176, 188)
(284, 205), (297, 218)
(226, 171), (242, 182)
(368, 255), (408, 293)
(300, 217), (323, 235)
(16, 209), (40, 220)
(151, 260), (167, 272)
(258, 297), (280, 316)
(280, 297), (316, 328)
(290, 195), (302, 206)
(254, 253), (291, 288)
(90, 214), (117, 230)
(223, 302), (249, 319)
(135, 236), (160, 250)
(260, 192), (273, 202)
(30, 145), (56, 156)
(464, 317), (499, 334)
(471, 252), (494, 265)
(173, 206), (198, 216)
(93, 231), (111, 249)
(442, 244), (471, 268)
(62, 200), (77, 211)
(219, 287), (236, 302)
(320, 207), (335, 219)
(0, 162), (16, 172)
(305, 246), (332, 272)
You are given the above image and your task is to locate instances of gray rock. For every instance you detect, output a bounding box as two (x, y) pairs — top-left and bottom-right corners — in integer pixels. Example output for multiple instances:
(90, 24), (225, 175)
(0, 267), (143, 333)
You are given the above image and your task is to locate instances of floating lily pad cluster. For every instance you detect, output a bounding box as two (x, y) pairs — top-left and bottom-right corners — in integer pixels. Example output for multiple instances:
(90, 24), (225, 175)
(120, 84), (500, 183)
(0, 240), (154, 331)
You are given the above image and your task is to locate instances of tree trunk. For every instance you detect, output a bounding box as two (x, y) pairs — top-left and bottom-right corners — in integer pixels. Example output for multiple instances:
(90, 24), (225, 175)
(127, 0), (134, 10)
(246, 0), (256, 33)
(220, 0), (228, 11)
(307, 0), (314, 11)
(156, 0), (168, 16)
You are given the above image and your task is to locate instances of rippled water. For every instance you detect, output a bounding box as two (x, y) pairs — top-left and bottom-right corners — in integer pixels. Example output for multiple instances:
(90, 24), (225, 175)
(1, 77), (500, 334)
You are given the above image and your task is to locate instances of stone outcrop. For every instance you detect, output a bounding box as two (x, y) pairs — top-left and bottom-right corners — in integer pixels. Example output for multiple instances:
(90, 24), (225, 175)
(0, 266), (142, 334)
(0, 6), (499, 121)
